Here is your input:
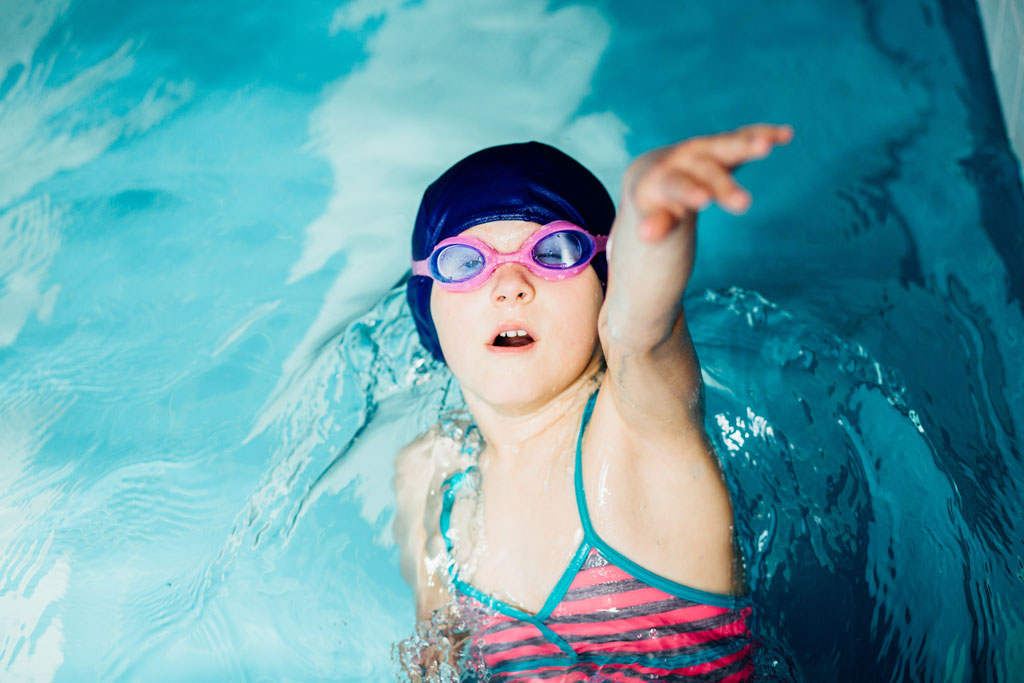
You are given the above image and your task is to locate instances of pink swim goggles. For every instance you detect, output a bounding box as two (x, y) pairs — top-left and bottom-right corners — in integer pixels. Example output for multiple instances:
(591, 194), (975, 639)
(411, 220), (608, 292)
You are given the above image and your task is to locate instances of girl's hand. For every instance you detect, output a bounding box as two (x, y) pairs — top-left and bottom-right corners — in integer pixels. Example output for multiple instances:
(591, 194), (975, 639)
(397, 625), (470, 682)
(621, 123), (793, 243)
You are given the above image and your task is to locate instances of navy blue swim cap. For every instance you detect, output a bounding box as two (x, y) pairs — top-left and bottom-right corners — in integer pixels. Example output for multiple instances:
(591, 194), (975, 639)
(407, 141), (616, 363)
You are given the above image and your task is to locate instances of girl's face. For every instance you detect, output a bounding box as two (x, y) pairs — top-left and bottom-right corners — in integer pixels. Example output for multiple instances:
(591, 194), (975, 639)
(430, 220), (604, 411)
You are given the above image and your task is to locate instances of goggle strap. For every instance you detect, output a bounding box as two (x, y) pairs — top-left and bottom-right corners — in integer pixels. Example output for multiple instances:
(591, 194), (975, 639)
(410, 259), (431, 277)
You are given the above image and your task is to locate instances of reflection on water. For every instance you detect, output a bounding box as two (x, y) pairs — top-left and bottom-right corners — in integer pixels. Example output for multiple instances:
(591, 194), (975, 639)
(1, 0), (1023, 680)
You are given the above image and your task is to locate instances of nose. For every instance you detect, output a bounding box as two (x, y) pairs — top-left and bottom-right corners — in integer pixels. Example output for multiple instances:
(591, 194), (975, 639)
(489, 264), (535, 305)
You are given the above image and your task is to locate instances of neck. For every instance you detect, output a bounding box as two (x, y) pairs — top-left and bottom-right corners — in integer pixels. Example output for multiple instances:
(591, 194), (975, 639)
(462, 355), (604, 468)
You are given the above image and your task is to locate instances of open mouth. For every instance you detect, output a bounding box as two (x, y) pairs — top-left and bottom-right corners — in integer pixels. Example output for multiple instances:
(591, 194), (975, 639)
(491, 329), (536, 348)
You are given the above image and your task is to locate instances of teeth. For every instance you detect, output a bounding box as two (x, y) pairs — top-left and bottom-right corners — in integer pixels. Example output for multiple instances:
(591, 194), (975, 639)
(498, 329), (528, 337)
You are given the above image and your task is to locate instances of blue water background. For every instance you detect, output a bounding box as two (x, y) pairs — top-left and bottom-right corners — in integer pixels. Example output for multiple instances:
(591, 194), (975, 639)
(1, 0), (1022, 680)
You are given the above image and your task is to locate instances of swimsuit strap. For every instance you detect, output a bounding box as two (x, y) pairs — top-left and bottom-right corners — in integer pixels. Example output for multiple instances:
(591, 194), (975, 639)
(573, 389), (600, 543)
(438, 467), (477, 573)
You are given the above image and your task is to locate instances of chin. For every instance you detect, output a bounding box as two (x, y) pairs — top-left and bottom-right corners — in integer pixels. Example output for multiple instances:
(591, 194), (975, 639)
(477, 355), (596, 411)
(450, 356), (548, 409)
(467, 373), (547, 409)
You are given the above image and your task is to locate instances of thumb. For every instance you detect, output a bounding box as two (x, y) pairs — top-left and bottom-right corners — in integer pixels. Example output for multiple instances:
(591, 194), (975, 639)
(638, 207), (678, 242)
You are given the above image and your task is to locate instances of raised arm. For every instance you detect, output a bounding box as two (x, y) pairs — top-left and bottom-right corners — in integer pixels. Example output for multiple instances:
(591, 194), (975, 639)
(598, 124), (793, 434)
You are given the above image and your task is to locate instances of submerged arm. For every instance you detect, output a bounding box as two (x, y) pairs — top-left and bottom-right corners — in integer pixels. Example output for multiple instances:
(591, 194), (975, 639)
(393, 431), (471, 678)
(393, 430), (456, 620)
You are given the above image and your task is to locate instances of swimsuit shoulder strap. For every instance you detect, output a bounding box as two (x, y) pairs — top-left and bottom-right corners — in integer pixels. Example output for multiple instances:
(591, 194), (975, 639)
(438, 466), (478, 561)
(573, 389), (600, 543)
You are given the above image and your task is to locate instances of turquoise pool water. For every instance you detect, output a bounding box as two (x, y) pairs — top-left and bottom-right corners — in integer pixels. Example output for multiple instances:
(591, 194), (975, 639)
(1, 0), (1022, 680)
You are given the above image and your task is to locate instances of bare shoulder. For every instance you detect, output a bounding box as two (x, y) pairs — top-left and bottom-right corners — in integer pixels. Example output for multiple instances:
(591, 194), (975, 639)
(393, 426), (443, 501)
(393, 422), (476, 515)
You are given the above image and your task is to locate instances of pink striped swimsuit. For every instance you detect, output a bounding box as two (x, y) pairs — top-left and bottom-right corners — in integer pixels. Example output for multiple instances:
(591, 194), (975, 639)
(439, 390), (753, 682)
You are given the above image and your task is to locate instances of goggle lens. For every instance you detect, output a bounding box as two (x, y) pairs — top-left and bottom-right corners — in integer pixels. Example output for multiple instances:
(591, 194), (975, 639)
(532, 231), (589, 268)
(434, 244), (485, 283)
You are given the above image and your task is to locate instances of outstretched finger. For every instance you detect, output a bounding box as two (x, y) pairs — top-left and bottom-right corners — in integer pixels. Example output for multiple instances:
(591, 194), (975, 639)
(636, 166), (712, 212)
(677, 154), (750, 214)
(680, 124), (793, 168)
(634, 167), (710, 235)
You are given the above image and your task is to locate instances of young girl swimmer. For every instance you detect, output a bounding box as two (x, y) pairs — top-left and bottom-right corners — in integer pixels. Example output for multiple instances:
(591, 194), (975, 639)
(394, 123), (793, 682)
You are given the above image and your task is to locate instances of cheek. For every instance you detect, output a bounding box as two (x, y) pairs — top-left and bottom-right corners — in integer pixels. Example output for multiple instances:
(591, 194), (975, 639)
(429, 288), (461, 349)
(545, 275), (604, 351)
(429, 287), (480, 372)
(571, 271), (605, 328)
